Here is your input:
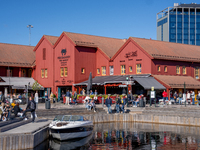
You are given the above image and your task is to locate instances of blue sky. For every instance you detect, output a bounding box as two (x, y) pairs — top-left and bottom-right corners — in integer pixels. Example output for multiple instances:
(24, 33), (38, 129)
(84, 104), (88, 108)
(0, 0), (198, 46)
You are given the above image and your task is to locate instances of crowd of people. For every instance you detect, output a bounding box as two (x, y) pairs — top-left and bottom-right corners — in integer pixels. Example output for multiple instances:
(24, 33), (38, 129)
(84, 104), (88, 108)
(0, 91), (37, 122)
(162, 90), (200, 105)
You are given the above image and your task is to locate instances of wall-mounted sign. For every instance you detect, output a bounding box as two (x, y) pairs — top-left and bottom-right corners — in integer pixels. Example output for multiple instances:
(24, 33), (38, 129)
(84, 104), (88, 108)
(62, 78), (66, 85)
(61, 49), (67, 56)
(55, 80), (60, 83)
(67, 80), (73, 83)
(57, 48), (71, 66)
(125, 51), (137, 58)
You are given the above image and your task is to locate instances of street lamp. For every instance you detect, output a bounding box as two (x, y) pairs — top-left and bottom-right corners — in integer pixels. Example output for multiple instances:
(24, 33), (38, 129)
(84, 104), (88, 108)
(27, 25), (33, 46)
(130, 76), (133, 100)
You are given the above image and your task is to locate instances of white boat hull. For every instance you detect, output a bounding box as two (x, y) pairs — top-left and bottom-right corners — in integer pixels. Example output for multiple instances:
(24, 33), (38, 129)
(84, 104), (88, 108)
(51, 130), (93, 141)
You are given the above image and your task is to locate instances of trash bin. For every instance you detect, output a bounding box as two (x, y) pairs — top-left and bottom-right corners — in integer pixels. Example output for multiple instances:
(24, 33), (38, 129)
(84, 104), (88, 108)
(45, 99), (51, 109)
(139, 99), (144, 107)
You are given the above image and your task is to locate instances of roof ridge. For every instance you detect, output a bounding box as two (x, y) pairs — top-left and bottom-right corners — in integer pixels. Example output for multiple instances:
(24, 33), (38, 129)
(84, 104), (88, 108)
(130, 37), (200, 47)
(0, 42), (35, 47)
(44, 35), (59, 38)
(64, 31), (125, 41)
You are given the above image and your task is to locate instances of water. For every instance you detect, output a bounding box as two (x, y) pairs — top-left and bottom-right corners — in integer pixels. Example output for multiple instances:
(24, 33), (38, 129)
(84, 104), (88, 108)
(35, 122), (200, 150)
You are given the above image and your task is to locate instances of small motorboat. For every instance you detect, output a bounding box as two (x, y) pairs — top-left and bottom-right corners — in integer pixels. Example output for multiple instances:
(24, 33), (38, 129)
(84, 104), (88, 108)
(50, 132), (94, 150)
(49, 115), (93, 141)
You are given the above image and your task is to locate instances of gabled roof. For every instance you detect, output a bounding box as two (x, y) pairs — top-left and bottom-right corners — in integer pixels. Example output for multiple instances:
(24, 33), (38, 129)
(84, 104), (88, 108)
(0, 43), (35, 67)
(130, 37), (200, 63)
(153, 75), (200, 89)
(44, 35), (59, 45)
(64, 32), (126, 58)
(33, 35), (59, 52)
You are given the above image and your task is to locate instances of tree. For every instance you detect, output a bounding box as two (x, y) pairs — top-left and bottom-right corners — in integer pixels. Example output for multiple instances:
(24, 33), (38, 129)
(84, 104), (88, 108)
(32, 80), (42, 91)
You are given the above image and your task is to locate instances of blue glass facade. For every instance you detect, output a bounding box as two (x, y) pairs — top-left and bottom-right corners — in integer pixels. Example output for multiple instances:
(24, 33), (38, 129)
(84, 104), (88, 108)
(157, 5), (200, 46)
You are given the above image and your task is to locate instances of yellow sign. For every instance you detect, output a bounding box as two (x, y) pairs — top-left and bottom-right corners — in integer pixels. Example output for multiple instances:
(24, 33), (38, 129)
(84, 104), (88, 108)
(151, 86), (154, 91)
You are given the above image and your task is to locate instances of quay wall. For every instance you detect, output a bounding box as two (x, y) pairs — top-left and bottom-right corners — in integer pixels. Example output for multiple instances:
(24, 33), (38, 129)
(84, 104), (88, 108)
(0, 126), (49, 150)
(85, 113), (200, 127)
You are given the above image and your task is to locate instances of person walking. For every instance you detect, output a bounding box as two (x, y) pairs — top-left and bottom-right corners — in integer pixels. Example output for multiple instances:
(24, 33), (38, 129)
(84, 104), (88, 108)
(162, 90), (167, 104)
(178, 91), (183, 105)
(105, 95), (112, 114)
(191, 91), (195, 105)
(121, 96), (126, 113)
(50, 92), (54, 104)
(173, 91), (178, 104)
(34, 91), (39, 109)
(115, 95), (121, 113)
(73, 91), (77, 105)
(22, 97), (36, 123)
(65, 90), (70, 105)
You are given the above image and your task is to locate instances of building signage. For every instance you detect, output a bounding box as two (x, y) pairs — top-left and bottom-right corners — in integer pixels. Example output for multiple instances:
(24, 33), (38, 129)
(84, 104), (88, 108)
(57, 48), (71, 66)
(125, 51), (137, 58)
(62, 78), (66, 85)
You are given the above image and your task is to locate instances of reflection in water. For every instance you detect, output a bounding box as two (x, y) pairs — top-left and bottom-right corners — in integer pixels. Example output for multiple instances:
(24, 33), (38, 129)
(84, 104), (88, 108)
(36, 122), (200, 150)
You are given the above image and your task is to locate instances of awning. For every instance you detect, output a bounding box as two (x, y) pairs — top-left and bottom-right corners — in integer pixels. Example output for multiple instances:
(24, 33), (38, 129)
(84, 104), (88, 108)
(0, 77), (44, 90)
(74, 74), (165, 90)
(134, 77), (166, 90)
(153, 75), (200, 89)
(74, 74), (151, 86)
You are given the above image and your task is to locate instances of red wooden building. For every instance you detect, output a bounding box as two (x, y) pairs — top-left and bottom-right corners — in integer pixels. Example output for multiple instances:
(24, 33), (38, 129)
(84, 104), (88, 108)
(0, 43), (35, 94)
(33, 32), (200, 100)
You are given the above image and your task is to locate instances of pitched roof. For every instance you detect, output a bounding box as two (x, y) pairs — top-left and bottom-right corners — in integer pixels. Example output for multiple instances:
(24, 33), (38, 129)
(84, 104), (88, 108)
(131, 37), (200, 62)
(0, 43), (35, 67)
(153, 75), (200, 89)
(64, 32), (126, 58)
(44, 35), (59, 45)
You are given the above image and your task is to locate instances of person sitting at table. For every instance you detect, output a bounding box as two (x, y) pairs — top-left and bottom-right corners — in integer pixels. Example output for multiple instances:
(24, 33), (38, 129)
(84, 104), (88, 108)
(132, 96), (139, 107)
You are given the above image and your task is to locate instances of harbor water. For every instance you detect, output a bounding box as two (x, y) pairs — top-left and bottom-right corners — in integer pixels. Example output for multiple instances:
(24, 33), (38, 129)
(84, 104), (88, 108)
(34, 122), (200, 150)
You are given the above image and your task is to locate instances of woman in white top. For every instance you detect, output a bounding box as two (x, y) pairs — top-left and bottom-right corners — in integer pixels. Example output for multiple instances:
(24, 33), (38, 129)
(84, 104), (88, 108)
(186, 91), (190, 104)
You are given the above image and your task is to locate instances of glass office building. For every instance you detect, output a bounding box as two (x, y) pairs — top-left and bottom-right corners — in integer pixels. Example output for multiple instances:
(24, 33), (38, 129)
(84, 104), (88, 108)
(157, 3), (200, 45)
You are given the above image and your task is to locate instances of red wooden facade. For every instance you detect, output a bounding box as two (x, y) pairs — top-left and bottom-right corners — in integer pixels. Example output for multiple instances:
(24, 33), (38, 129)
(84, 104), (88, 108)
(32, 32), (200, 98)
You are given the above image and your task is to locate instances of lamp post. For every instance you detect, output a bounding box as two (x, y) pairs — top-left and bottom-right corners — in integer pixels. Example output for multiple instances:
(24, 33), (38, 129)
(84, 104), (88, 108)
(130, 76), (133, 100)
(126, 77), (129, 96)
(27, 25), (33, 46)
(184, 82), (186, 107)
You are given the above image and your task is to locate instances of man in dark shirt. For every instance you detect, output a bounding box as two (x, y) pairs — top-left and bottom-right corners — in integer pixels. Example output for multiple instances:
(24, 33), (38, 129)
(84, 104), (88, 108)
(105, 95), (112, 114)
(115, 95), (121, 113)
(13, 103), (22, 117)
(22, 97), (36, 123)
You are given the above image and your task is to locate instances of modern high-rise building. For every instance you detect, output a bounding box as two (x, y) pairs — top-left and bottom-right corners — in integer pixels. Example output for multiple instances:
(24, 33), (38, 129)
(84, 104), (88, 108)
(157, 3), (200, 45)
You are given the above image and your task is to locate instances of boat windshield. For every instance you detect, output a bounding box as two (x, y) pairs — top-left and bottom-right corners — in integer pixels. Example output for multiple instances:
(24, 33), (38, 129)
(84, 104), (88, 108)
(53, 115), (63, 121)
(53, 115), (87, 121)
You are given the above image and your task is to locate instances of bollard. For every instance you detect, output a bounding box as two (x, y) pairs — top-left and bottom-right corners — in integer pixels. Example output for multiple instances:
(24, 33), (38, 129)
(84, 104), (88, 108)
(102, 97), (104, 107)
